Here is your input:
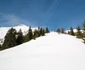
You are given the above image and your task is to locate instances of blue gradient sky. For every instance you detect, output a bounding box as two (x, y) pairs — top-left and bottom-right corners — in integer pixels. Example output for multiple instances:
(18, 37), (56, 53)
(0, 0), (85, 30)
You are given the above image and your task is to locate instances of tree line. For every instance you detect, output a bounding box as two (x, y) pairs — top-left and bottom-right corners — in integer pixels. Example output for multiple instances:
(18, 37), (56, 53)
(0, 27), (49, 50)
(56, 20), (85, 43)
(1, 20), (85, 51)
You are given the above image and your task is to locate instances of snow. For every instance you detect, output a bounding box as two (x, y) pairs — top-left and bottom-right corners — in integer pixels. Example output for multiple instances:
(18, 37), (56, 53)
(0, 27), (11, 39)
(0, 32), (85, 70)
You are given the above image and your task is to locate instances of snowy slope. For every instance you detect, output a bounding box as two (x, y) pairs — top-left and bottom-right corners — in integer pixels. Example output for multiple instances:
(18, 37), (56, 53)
(13, 24), (38, 35)
(0, 27), (11, 39)
(0, 24), (38, 44)
(0, 32), (85, 70)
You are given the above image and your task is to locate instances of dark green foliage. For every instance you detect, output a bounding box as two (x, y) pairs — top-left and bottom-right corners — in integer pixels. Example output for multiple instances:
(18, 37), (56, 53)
(76, 26), (83, 38)
(0, 44), (1, 50)
(69, 27), (75, 36)
(82, 21), (85, 43)
(24, 27), (46, 42)
(45, 27), (49, 33)
(2, 28), (17, 50)
(57, 29), (61, 34)
(38, 26), (40, 30)
(33, 29), (40, 39)
(40, 28), (43, 36)
(33, 30), (37, 40)
(39, 28), (45, 36)
(0, 44), (1, 47)
(83, 20), (85, 31)
(61, 28), (65, 33)
(42, 29), (45, 36)
(37, 26), (41, 37)
(28, 26), (33, 40)
(16, 29), (24, 45)
(33, 27), (45, 39)
(68, 31), (70, 34)
(83, 21), (85, 37)
(23, 33), (29, 42)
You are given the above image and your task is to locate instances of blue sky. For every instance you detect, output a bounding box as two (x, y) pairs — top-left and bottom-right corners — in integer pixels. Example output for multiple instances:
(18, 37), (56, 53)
(0, 0), (85, 30)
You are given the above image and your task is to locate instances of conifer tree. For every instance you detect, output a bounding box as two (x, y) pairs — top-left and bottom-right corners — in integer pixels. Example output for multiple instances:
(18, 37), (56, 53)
(40, 28), (43, 36)
(28, 26), (33, 40)
(57, 29), (61, 34)
(45, 27), (49, 33)
(16, 29), (24, 45)
(23, 33), (29, 42)
(33, 29), (37, 39)
(76, 26), (82, 38)
(82, 21), (85, 43)
(61, 28), (65, 33)
(0, 44), (1, 50)
(38, 26), (40, 37)
(70, 27), (75, 36)
(33, 29), (39, 39)
(38, 26), (40, 30)
(42, 29), (45, 36)
(68, 31), (70, 35)
(2, 28), (17, 50)
(37, 30), (40, 37)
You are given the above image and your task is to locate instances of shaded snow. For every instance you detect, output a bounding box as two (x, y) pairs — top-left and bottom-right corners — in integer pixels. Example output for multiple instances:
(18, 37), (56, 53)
(0, 32), (85, 70)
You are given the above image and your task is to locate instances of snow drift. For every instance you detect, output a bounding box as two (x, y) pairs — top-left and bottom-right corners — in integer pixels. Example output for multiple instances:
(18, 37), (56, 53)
(0, 32), (85, 70)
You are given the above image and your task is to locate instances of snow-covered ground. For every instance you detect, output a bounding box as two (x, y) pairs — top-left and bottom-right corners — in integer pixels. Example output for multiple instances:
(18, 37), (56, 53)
(0, 32), (85, 70)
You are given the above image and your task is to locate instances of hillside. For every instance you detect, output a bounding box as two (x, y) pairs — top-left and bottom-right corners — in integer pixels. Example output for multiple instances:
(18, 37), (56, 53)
(0, 24), (38, 44)
(0, 32), (85, 70)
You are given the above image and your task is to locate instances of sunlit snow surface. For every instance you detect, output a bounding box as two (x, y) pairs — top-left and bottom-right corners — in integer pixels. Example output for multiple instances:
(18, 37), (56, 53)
(0, 32), (85, 70)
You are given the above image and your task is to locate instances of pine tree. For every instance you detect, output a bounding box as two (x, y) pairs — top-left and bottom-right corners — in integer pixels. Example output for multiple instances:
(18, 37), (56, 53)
(61, 28), (65, 33)
(33, 29), (39, 39)
(68, 31), (70, 35)
(38, 26), (40, 30)
(57, 29), (61, 34)
(70, 27), (75, 36)
(2, 28), (17, 50)
(23, 33), (29, 42)
(16, 29), (24, 45)
(45, 27), (49, 33)
(0, 44), (1, 50)
(28, 26), (33, 40)
(82, 21), (85, 43)
(76, 26), (82, 38)
(33, 29), (37, 39)
(40, 28), (43, 36)
(38, 26), (40, 37)
(42, 29), (45, 36)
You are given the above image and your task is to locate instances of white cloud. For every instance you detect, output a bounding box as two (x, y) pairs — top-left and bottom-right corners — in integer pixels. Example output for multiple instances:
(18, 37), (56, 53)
(0, 13), (31, 26)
